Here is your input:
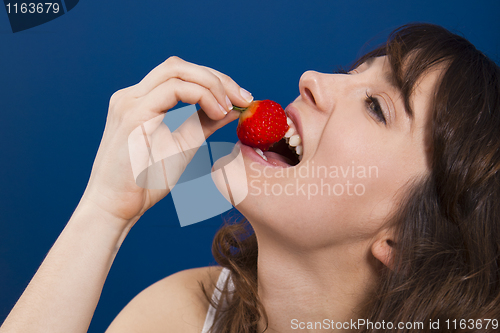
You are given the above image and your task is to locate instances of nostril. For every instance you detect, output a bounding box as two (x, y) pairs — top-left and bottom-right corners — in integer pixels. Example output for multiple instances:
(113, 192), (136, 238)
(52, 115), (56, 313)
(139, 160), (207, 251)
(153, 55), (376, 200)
(304, 87), (316, 105)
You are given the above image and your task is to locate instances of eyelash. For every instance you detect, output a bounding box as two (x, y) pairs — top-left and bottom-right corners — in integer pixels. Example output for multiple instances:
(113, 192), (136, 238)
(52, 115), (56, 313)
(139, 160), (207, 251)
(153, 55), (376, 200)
(333, 67), (349, 75)
(365, 93), (386, 125)
(333, 68), (387, 125)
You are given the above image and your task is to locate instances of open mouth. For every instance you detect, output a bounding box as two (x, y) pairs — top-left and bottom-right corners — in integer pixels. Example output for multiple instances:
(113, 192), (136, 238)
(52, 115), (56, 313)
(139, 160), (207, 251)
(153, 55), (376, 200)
(252, 116), (303, 167)
(265, 138), (301, 166)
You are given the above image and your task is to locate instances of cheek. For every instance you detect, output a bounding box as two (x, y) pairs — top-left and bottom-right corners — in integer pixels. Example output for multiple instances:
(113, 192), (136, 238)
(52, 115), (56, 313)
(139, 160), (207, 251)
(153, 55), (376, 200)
(312, 117), (416, 225)
(316, 112), (381, 171)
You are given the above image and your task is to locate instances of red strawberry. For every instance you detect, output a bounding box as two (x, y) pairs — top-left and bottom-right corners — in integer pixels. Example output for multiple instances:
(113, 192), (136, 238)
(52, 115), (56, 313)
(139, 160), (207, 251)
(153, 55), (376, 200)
(234, 100), (289, 151)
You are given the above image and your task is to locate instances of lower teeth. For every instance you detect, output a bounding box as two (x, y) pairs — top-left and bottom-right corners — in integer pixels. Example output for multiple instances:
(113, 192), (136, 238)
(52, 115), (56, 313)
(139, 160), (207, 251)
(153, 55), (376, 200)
(254, 148), (268, 161)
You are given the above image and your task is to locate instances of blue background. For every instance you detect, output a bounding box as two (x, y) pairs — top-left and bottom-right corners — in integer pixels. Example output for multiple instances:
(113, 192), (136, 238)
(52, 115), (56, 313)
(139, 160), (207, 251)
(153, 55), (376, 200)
(1, 0), (499, 331)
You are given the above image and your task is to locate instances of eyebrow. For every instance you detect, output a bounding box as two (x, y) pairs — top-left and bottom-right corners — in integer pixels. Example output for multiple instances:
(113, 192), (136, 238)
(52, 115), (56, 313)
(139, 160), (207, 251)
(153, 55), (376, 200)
(367, 57), (414, 120)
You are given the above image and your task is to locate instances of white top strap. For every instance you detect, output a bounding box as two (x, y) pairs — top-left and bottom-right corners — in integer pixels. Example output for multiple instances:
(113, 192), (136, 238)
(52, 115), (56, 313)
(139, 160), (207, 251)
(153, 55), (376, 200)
(201, 267), (233, 333)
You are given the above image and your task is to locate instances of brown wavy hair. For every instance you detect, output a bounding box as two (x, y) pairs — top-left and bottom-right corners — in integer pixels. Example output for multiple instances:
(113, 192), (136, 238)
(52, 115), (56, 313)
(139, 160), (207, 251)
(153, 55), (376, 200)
(202, 23), (500, 332)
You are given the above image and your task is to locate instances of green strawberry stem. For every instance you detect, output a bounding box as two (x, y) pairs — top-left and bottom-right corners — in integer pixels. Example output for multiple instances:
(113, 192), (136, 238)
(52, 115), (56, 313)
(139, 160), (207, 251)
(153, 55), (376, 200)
(232, 106), (247, 112)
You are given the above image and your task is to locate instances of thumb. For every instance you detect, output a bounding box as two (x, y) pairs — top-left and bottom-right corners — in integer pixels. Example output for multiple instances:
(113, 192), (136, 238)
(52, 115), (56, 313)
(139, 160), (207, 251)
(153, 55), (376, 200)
(166, 108), (239, 166)
(169, 108), (239, 156)
(128, 107), (239, 190)
(198, 108), (240, 138)
(148, 108), (239, 189)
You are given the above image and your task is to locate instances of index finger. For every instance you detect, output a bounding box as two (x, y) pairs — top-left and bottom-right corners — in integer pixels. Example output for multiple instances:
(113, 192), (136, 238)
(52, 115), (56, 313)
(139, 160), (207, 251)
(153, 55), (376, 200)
(132, 56), (232, 112)
(202, 67), (254, 108)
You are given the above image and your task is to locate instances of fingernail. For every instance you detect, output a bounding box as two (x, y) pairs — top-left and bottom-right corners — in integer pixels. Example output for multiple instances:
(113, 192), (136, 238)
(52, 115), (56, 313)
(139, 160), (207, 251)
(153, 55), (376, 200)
(225, 95), (233, 111)
(219, 103), (227, 115)
(240, 87), (253, 103)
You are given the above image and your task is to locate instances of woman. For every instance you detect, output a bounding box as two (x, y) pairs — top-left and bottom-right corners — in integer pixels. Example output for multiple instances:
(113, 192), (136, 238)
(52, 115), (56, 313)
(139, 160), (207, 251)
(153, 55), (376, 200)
(1, 23), (499, 333)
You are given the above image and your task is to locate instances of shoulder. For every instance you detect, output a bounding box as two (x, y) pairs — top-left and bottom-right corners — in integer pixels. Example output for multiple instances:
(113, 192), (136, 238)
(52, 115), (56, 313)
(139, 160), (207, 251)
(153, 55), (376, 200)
(106, 266), (223, 333)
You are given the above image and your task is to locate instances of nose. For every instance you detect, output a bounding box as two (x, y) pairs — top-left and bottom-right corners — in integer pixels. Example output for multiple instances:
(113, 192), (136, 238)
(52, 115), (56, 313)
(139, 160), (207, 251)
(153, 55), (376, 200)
(299, 70), (335, 112)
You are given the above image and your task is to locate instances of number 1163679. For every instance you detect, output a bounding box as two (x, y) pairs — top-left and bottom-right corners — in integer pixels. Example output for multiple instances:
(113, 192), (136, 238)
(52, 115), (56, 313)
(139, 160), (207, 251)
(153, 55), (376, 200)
(5, 3), (60, 14)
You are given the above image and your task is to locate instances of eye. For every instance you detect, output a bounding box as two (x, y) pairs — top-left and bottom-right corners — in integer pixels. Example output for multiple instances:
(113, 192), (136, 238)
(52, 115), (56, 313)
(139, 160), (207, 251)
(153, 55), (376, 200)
(333, 67), (387, 124)
(365, 92), (387, 125)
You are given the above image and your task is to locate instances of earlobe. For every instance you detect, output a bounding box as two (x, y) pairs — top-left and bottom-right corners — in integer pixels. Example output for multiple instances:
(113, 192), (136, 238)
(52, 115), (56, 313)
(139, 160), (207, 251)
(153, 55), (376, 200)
(371, 237), (395, 270)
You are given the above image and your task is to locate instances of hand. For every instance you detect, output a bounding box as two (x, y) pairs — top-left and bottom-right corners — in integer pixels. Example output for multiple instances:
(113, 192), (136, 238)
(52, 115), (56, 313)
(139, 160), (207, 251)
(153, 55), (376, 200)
(80, 56), (253, 228)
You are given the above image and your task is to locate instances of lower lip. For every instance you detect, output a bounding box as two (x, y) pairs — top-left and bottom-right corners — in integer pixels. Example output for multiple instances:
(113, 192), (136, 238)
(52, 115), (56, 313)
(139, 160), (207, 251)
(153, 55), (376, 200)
(236, 141), (292, 168)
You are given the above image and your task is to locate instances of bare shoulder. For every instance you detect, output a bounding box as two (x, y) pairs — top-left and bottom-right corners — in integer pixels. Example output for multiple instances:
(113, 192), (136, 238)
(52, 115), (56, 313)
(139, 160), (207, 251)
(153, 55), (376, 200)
(106, 266), (223, 333)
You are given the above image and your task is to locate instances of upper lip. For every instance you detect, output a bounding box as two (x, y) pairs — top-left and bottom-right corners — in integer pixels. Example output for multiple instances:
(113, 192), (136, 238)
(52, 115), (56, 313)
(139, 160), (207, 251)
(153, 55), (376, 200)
(284, 104), (303, 146)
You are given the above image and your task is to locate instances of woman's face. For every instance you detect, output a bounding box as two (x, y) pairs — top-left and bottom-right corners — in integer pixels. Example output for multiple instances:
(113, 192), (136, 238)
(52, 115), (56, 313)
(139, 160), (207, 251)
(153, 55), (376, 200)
(214, 56), (437, 249)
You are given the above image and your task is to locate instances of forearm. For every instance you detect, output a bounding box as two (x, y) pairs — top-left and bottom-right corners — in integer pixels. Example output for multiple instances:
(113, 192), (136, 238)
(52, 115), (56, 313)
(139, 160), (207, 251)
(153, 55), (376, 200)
(0, 201), (137, 333)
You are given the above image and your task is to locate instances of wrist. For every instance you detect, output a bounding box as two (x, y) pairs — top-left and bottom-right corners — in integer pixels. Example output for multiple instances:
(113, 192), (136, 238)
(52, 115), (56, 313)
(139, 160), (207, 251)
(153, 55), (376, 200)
(72, 197), (139, 247)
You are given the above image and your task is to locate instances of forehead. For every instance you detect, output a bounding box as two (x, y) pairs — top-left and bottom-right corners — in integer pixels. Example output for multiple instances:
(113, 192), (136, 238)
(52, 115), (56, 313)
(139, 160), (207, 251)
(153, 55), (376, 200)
(406, 63), (444, 130)
(359, 56), (399, 91)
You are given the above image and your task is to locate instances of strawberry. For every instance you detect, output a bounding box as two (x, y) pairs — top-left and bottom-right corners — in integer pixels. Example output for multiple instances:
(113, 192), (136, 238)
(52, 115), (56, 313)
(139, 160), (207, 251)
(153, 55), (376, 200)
(234, 100), (289, 151)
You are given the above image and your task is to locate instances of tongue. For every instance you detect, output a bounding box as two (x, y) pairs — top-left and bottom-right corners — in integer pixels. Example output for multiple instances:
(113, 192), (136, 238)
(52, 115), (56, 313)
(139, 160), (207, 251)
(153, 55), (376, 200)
(263, 151), (292, 168)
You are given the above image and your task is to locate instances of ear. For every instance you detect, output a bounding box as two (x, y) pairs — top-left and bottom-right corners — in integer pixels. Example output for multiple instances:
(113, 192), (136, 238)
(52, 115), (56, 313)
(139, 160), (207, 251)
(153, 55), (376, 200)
(371, 230), (395, 270)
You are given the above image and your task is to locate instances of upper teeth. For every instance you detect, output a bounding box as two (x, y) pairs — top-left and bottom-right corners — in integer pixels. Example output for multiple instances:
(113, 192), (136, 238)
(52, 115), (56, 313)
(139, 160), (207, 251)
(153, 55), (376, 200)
(284, 127), (294, 138)
(289, 134), (301, 147)
(252, 116), (304, 163)
(285, 116), (303, 161)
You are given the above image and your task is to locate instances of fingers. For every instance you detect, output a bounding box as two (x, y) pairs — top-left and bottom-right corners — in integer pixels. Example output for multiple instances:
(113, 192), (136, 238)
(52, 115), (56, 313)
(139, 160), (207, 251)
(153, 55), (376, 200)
(202, 67), (254, 107)
(123, 56), (252, 185)
(133, 56), (254, 118)
(133, 57), (229, 113)
(140, 78), (232, 121)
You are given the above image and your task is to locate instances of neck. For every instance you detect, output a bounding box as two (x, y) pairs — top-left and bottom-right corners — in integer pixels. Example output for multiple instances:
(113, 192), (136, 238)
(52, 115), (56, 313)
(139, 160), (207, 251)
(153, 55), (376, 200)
(254, 228), (378, 333)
